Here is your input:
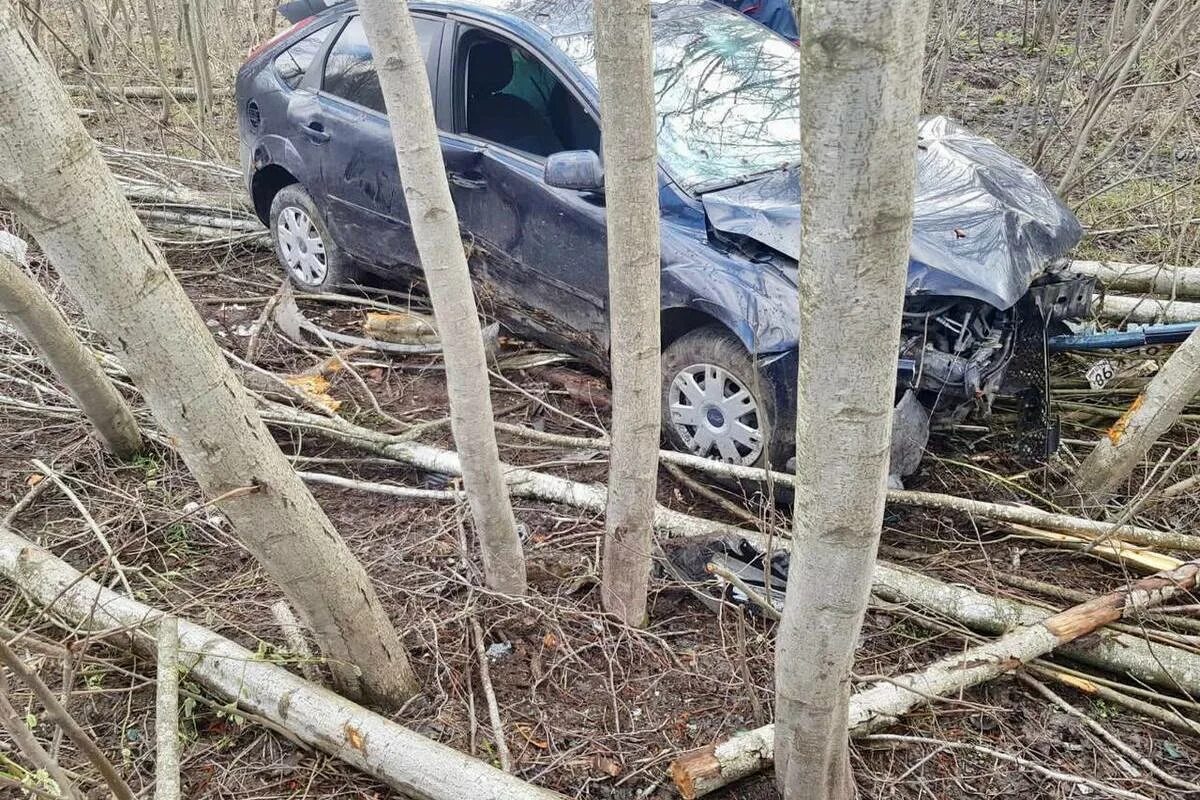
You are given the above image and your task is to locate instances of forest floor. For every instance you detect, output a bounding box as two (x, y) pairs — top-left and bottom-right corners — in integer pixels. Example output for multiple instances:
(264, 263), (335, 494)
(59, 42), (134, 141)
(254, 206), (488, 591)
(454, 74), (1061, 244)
(2, 1), (1200, 799)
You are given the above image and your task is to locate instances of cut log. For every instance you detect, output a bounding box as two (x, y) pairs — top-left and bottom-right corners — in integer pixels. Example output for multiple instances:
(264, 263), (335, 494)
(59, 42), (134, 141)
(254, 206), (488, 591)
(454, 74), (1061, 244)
(1096, 293), (1200, 324)
(1071, 260), (1200, 298)
(670, 557), (1200, 798)
(0, 523), (566, 800)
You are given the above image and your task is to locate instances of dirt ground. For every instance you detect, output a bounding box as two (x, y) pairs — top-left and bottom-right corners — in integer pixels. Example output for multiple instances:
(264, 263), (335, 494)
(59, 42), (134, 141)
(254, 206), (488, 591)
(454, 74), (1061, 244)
(1, 1), (1199, 799)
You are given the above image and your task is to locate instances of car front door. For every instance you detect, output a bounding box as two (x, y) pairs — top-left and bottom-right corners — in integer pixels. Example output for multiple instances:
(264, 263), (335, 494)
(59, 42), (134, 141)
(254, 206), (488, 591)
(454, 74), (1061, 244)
(309, 14), (444, 271)
(438, 22), (610, 364)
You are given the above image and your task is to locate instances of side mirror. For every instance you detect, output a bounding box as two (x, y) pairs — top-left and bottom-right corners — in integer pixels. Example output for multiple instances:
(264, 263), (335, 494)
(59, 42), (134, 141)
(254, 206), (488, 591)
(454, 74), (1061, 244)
(544, 150), (604, 193)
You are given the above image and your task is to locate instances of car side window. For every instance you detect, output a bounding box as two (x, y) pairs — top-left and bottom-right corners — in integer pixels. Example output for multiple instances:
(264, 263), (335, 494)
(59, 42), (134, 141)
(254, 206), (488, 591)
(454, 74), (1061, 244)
(323, 15), (441, 113)
(460, 33), (600, 159)
(274, 23), (334, 89)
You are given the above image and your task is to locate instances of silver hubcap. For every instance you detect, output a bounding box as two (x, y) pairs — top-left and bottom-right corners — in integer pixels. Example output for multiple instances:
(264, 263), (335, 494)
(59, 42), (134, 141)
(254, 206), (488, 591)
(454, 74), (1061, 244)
(668, 363), (764, 465)
(276, 206), (327, 286)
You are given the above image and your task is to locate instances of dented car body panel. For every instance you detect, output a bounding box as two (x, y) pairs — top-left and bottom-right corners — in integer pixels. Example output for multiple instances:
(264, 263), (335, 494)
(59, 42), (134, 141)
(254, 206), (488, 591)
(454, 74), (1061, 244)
(238, 0), (1082, 435)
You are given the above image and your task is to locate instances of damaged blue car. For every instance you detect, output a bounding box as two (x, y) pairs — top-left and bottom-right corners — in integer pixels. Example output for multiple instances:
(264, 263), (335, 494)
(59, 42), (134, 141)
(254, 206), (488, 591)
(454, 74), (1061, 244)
(237, 0), (1091, 470)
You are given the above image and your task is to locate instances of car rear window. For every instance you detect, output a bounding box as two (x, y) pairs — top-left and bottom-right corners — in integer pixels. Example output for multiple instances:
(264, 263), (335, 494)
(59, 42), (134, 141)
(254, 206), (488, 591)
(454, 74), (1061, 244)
(274, 23), (334, 90)
(323, 15), (441, 113)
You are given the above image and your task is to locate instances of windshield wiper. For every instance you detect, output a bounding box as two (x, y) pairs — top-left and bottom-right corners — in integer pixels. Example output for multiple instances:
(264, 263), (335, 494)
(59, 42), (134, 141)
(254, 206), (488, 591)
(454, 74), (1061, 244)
(690, 160), (800, 195)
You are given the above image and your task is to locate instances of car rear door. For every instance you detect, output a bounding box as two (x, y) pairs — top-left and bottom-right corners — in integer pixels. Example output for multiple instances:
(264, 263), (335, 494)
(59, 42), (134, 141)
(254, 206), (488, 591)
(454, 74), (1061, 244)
(305, 14), (444, 270)
(437, 21), (610, 364)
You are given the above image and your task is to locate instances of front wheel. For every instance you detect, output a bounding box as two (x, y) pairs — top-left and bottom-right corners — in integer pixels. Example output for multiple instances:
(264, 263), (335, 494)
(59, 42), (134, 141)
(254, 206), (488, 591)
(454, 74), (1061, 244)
(661, 326), (787, 469)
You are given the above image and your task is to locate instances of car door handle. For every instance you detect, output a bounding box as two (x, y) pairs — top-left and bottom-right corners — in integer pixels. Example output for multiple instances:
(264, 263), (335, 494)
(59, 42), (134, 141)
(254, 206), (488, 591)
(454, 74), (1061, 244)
(448, 171), (487, 190)
(299, 121), (330, 144)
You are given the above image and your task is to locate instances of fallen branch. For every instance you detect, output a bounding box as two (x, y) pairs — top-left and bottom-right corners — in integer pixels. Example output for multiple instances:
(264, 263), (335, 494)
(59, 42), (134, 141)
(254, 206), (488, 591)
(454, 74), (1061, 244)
(0, 523), (566, 800)
(262, 403), (1200, 693)
(0, 636), (136, 800)
(1069, 326), (1200, 504)
(670, 557), (1200, 798)
(1072, 259), (1200, 298)
(269, 402), (1200, 552)
(62, 84), (232, 100)
(1097, 293), (1200, 324)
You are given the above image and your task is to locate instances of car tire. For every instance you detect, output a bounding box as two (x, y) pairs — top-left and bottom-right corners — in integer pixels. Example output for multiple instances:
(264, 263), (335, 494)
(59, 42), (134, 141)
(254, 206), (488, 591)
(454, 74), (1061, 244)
(661, 325), (787, 469)
(268, 184), (353, 291)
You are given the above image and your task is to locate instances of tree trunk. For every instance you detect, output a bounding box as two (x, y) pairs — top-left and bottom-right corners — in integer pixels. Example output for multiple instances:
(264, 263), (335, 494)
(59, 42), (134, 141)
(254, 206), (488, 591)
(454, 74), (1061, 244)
(0, 248), (142, 458)
(1069, 328), (1200, 503)
(594, 0), (662, 627)
(0, 6), (417, 709)
(0, 523), (567, 800)
(357, 0), (527, 595)
(155, 616), (181, 800)
(775, 1), (931, 796)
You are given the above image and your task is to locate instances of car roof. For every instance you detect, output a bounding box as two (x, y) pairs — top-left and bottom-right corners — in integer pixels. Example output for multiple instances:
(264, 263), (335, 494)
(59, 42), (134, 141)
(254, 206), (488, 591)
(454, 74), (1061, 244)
(334, 0), (717, 40)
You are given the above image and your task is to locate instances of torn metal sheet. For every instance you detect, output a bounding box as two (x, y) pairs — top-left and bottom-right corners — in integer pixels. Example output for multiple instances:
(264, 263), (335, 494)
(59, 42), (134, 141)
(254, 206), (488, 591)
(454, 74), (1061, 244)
(701, 116), (1083, 311)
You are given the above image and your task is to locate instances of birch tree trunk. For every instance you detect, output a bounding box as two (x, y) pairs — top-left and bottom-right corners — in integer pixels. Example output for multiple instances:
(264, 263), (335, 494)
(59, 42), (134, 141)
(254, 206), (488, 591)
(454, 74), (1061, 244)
(0, 248), (142, 458)
(1069, 328), (1200, 504)
(775, 1), (931, 796)
(594, 0), (662, 626)
(358, 0), (526, 595)
(0, 5), (417, 709)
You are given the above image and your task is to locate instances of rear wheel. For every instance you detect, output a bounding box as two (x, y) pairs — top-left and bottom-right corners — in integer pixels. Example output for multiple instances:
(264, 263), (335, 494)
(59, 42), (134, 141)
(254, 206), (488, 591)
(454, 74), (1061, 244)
(661, 326), (786, 468)
(268, 184), (353, 291)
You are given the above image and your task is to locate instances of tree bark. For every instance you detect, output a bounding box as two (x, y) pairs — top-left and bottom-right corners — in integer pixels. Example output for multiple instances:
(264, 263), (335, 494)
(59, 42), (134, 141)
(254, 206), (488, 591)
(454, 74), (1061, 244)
(1069, 328), (1200, 503)
(672, 558), (1200, 797)
(357, 0), (527, 595)
(0, 523), (567, 800)
(775, 1), (931, 797)
(155, 616), (181, 800)
(0, 6), (417, 709)
(594, 0), (662, 627)
(0, 248), (142, 458)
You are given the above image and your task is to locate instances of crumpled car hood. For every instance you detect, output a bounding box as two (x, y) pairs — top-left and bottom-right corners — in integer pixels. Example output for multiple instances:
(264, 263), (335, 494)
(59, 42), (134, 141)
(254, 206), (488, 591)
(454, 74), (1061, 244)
(700, 116), (1083, 310)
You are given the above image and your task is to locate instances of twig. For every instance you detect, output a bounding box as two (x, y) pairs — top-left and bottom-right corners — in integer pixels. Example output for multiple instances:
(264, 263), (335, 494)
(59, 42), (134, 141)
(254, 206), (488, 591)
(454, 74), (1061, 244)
(861, 733), (1154, 800)
(0, 670), (79, 800)
(4, 476), (50, 526)
(155, 616), (181, 800)
(32, 459), (133, 596)
(0, 637), (136, 800)
(470, 617), (513, 773)
(704, 562), (780, 621)
(1016, 672), (1199, 792)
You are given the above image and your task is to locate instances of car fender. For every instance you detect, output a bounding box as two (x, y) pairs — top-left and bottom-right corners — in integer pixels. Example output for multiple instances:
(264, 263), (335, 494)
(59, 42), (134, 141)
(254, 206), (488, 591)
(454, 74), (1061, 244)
(250, 133), (316, 191)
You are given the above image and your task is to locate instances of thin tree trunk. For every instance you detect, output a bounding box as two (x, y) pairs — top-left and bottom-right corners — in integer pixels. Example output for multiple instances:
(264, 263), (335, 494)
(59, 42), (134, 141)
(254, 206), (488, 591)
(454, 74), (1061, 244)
(155, 616), (181, 800)
(775, 0), (931, 796)
(0, 249), (142, 458)
(0, 6), (418, 709)
(357, 0), (526, 595)
(1069, 328), (1200, 503)
(594, 0), (661, 627)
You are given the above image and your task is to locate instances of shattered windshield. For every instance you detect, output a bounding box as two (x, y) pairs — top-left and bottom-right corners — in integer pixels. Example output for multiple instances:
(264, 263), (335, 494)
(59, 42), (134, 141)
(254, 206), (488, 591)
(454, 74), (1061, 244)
(555, 8), (801, 193)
